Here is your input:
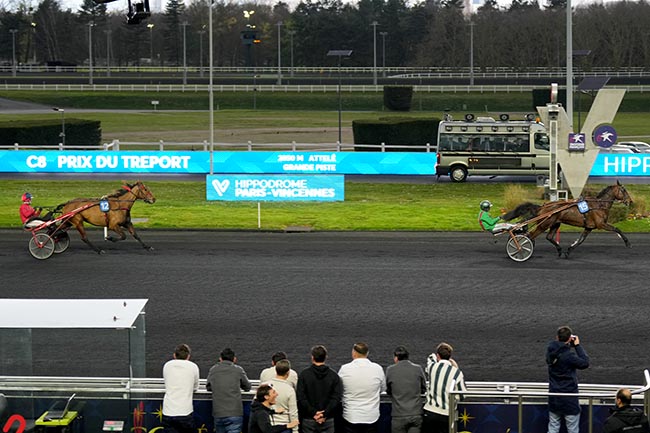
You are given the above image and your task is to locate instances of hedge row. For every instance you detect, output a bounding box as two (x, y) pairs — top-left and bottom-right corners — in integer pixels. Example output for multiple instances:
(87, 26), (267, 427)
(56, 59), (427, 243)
(0, 119), (102, 146)
(352, 117), (440, 152)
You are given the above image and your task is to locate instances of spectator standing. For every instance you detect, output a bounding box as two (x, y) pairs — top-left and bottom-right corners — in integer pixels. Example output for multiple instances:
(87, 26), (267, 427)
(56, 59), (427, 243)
(206, 348), (252, 433)
(260, 352), (299, 389)
(266, 360), (299, 433)
(546, 326), (590, 433)
(386, 346), (427, 433)
(338, 342), (386, 433)
(296, 345), (342, 433)
(604, 388), (650, 433)
(249, 384), (300, 433)
(423, 342), (467, 433)
(162, 344), (200, 433)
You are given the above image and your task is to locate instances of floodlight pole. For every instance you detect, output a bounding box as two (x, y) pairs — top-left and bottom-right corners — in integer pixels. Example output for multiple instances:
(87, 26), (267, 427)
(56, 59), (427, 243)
(371, 21), (378, 86)
(276, 21), (283, 85)
(182, 22), (188, 85)
(379, 31), (387, 78)
(104, 29), (112, 77)
(469, 21), (475, 86)
(10, 29), (18, 78)
(53, 107), (65, 146)
(209, 0), (214, 174)
(327, 50), (353, 144)
(198, 28), (205, 78)
(288, 30), (296, 78)
(566, 0), (573, 129)
(88, 22), (95, 85)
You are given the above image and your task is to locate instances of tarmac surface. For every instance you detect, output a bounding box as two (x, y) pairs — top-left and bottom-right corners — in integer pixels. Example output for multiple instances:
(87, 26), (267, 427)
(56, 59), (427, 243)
(1, 229), (649, 387)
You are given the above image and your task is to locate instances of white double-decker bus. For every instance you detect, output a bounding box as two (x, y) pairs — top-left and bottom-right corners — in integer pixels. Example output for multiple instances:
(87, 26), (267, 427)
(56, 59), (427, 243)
(435, 113), (550, 182)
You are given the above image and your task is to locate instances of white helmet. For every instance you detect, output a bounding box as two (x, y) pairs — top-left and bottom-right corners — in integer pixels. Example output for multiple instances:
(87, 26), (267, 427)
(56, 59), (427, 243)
(480, 200), (492, 211)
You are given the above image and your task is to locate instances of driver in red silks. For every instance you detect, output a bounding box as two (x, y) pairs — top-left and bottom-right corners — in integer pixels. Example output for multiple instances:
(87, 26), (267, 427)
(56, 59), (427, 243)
(20, 192), (46, 228)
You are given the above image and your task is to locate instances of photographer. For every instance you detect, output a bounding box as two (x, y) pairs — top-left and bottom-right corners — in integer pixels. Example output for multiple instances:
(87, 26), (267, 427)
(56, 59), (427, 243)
(546, 326), (590, 433)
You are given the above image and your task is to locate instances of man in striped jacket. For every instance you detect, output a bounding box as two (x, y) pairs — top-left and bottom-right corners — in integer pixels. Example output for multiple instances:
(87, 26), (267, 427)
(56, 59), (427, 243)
(422, 343), (467, 433)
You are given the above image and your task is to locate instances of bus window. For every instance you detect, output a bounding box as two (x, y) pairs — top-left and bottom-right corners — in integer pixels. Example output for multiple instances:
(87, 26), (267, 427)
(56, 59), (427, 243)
(535, 133), (549, 150)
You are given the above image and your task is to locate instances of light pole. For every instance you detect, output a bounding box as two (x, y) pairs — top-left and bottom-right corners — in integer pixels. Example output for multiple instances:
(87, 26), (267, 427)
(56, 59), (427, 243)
(371, 21), (378, 85)
(31, 22), (36, 64)
(87, 22), (95, 85)
(182, 21), (188, 85)
(276, 21), (283, 85)
(10, 29), (18, 78)
(197, 28), (206, 78)
(53, 107), (65, 146)
(468, 21), (475, 86)
(379, 31), (387, 78)
(104, 29), (112, 77)
(288, 30), (296, 78)
(566, 0), (573, 128)
(209, 0), (214, 174)
(327, 50), (353, 144)
(147, 23), (155, 65)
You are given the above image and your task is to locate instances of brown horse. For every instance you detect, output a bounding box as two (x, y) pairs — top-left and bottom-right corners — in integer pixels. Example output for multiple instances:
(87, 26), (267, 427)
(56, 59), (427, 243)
(503, 181), (633, 258)
(60, 181), (156, 254)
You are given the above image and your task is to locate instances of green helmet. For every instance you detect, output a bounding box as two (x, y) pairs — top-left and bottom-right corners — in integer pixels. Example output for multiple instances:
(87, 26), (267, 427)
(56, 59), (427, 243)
(480, 200), (492, 211)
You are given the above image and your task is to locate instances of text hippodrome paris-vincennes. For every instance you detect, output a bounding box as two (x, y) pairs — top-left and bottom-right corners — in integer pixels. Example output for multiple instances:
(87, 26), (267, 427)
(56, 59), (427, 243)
(233, 179), (336, 198)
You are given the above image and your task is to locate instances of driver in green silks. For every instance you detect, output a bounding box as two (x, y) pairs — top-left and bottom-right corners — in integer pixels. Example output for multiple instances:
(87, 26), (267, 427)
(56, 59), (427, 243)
(478, 200), (513, 233)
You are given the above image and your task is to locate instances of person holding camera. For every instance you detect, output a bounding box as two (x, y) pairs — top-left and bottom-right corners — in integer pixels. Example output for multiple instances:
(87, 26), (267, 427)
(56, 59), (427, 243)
(546, 326), (590, 433)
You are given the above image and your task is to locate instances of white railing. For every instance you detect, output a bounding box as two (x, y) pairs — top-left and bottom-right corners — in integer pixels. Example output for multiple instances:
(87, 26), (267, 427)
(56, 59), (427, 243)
(448, 369), (650, 433)
(1, 83), (650, 93)
(0, 140), (437, 153)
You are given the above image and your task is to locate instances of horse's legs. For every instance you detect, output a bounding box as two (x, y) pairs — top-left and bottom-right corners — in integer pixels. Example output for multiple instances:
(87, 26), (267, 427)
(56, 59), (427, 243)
(545, 223), (563, 257)
(125, 222), (154, 251)
(598, 223), (631, 248)
(105, 223), (128, 243)
(72, 221), (105, 254)
(565, 228), (593, 258)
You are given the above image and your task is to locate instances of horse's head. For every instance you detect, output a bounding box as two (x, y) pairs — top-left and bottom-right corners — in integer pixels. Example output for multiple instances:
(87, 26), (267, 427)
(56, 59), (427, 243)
(614, 180), (633, 206)
(129, 181), (156, 204)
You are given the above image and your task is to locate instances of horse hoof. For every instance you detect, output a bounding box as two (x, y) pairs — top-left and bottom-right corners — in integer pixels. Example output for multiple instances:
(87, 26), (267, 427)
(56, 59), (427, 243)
(97, 249), (106, 255)
(144, 246), (154, 251)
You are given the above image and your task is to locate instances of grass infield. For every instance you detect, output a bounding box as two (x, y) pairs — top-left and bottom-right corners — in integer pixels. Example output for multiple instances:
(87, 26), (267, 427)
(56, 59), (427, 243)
(2, 180), (649, 232)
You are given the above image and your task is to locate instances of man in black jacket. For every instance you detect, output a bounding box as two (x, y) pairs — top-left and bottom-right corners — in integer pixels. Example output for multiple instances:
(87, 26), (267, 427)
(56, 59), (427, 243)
(296, 345), (342, 433)
(604, 388), (650, 433)
(546, 326), (590, 433)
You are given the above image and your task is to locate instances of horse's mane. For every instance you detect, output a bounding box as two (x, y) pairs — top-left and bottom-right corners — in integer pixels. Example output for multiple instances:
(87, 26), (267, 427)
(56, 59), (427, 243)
(596, 185), (615, 199)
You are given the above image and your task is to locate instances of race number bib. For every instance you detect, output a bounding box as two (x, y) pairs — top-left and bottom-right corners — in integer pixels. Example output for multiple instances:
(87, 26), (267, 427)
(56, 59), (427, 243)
(99, 200), (110, 212)
(577, 200), (589, 214)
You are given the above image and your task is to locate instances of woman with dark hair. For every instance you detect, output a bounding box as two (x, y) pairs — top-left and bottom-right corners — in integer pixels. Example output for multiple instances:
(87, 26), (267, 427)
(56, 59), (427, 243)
(249, 384), (299, 433)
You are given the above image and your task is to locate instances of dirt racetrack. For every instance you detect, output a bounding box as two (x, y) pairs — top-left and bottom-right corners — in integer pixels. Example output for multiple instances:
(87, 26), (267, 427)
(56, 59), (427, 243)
(1, 229), (648, 387)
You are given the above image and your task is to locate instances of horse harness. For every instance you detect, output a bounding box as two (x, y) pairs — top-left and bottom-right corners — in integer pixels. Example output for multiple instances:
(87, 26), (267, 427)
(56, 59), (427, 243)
(99, 185), (139, 225)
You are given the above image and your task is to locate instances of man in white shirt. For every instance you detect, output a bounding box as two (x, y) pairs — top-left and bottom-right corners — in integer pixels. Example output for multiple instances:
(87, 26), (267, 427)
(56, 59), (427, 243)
(338, 342), (386, 433)
(162, 344), (200, 433)
(265, 359), (300, 433)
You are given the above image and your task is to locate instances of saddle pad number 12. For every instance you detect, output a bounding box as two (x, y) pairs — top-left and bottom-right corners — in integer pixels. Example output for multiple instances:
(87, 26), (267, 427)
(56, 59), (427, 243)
(99, 200), (110, 212)
(577, 200), (589, 214)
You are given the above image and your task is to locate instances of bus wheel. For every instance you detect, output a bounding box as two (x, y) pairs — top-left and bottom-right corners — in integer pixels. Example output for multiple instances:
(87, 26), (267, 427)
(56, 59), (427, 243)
(450, 166), (468, 182)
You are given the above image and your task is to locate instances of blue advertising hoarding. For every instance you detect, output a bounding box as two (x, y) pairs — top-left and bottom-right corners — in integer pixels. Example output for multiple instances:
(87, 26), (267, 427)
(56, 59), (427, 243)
(2, 150), (650, 177)
(0, 151), (437, 175)
(206, 175), (344, 201)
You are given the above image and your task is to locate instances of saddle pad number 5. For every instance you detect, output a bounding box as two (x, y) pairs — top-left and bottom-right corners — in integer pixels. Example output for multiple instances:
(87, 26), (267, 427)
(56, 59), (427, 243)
(577, 200), (589, 214)
(99, 200), (110, 212)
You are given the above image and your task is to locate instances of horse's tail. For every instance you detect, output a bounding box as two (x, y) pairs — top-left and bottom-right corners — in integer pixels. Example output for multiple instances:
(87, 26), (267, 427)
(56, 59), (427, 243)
(502, 202), (541, 221)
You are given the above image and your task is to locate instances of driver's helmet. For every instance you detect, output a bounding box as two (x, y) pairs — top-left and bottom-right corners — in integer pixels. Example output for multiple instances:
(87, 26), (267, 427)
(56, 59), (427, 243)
(22, 192), (33, 203)
(480, 200), (492, 211)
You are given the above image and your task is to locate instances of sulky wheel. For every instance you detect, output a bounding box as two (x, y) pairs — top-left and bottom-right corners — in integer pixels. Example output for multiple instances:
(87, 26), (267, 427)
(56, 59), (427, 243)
(53, 232), (71, 254)
(506, 234), (534, 262)
(28, 233), (55, 260)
